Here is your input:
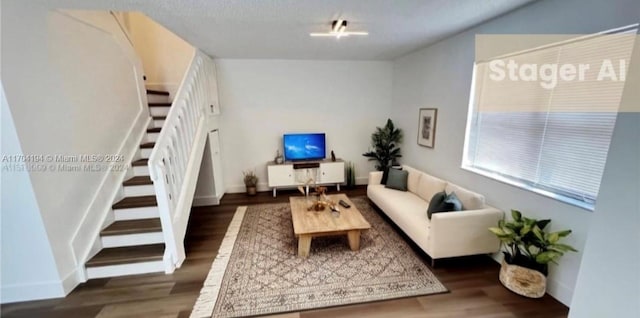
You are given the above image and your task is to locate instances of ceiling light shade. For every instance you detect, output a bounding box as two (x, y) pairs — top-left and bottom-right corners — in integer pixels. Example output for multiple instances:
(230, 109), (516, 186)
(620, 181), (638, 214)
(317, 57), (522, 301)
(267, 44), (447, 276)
(310, 20), (368, 38)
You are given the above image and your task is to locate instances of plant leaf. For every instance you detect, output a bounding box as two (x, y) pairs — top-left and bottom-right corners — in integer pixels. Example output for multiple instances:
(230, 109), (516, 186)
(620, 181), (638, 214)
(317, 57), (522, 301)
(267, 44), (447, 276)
(555, 230), (572, 237)
(536, 219), (551, 230)
(536, 251), (562, 264)
(511, 210), (522, 222)
(550, 243), (578, 252)
(488, 227), (506, 236)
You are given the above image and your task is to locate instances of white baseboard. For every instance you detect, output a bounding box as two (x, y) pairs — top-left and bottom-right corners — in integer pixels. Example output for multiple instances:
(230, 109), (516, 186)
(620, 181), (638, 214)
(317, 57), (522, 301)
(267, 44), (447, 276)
(192, 194), (223, 207)
(1, 281), (64, 304)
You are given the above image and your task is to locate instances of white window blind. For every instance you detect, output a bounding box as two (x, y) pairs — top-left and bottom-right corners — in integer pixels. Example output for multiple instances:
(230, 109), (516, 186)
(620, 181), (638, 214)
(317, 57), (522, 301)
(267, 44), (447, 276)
(463, 27), (637, 208)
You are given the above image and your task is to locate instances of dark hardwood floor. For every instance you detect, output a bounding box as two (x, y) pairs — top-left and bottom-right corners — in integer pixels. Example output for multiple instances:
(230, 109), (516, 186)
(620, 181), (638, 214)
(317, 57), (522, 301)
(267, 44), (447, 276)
(1, 186), (569, 317)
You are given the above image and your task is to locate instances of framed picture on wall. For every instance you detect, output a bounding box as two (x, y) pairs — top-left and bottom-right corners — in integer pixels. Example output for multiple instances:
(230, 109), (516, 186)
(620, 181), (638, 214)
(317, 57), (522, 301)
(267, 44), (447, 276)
(417, 108), (437, 148)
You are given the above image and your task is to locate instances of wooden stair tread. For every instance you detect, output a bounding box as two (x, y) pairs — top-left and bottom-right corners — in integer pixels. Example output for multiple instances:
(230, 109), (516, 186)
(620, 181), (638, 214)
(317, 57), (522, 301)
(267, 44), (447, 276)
(149, 102), (171, 107)
(152, 116), (166, 120)
(131, 158), (148, 166)
(123, 176), (152, 186)
(101, 219), (162, 236)
(86, 244), (164, 267)
(146, 89), (169, 96)
(112, 195), (157, 209)
(147, 127), (162, 133)
(140, 142), (155, 149)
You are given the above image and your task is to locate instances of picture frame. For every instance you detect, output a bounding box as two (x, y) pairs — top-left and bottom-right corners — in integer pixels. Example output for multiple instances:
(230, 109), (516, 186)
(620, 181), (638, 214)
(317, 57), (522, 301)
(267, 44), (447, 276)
(417, 108), (437, 148)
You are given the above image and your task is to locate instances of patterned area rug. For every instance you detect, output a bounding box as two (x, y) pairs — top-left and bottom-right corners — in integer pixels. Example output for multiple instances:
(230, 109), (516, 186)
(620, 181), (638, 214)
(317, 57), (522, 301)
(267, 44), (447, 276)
(191, 197), (447, 318)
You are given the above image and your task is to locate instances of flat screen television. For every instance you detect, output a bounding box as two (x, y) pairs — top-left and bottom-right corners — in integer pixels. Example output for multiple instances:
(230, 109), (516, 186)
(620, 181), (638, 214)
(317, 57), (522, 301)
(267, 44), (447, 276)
(283, 133), (326, 161)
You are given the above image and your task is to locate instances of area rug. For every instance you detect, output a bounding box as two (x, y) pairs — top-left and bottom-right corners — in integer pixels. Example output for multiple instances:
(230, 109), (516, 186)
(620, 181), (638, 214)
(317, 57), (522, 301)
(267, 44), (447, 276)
(191, 197), (447, 318)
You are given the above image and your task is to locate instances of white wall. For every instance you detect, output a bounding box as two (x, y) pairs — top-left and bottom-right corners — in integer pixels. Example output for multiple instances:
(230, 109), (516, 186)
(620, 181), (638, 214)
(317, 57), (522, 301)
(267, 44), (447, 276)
(216, 59), (393, 193)
(1, 2), (148, 301)
(120, 12), (195, 96)
(1, 86), (64, 303)
(390, 0), (640, 306)
(569, 34), (640, 317)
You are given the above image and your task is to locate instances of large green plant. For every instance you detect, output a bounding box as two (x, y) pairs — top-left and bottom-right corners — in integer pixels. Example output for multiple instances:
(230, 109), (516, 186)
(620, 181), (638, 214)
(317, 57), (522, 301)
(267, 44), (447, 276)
(362, 119), (403, 171)
(489, 210), (577, 275)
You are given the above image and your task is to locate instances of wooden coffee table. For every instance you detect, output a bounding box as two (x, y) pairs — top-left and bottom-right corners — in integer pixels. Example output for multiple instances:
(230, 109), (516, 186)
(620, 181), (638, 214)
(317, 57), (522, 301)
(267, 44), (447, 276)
(289, 194), (371, 258)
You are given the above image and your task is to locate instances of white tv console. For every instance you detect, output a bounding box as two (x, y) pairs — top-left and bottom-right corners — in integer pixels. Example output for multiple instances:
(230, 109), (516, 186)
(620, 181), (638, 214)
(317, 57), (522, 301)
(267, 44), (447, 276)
(267, 159), (345, 197)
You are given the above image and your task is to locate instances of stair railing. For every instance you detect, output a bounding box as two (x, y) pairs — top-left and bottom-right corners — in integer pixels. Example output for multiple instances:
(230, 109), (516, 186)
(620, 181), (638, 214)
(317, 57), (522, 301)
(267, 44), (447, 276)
(148, 49), (216, 272)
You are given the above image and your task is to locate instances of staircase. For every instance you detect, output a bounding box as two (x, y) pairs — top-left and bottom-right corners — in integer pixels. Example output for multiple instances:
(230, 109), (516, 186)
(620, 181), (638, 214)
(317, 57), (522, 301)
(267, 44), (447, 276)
(84, 89), (173, 279)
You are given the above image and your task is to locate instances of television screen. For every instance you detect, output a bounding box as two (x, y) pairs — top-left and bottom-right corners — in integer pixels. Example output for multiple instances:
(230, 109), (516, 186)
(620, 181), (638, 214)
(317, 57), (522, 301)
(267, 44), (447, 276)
(283, 133), (326, 161)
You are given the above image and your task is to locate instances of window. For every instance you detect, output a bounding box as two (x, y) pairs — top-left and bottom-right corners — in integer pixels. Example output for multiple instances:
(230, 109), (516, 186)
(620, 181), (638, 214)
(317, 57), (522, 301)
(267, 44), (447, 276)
(463, 26), (637, 210)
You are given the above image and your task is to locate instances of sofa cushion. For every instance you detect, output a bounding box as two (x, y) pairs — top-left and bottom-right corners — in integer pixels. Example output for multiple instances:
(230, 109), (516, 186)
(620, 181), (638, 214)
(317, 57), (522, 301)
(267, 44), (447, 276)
(385, 169), (408, 191)
(367, 184), (431, 252)
(445, 183), (485, 210)
(416, 173), (447, 202)
(402, 165), (422, 193)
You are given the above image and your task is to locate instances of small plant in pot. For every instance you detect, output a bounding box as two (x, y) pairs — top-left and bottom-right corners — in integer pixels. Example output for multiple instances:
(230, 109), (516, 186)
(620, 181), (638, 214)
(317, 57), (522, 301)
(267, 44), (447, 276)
(489, 210), (577, 298)
(243, 170), (258, 196)
(362, 119), (403, 171)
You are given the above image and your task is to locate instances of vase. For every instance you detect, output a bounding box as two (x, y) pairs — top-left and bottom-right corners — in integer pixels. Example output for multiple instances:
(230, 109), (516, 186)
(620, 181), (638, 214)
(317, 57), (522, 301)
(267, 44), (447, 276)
(499, 260), (546, 298)
(246, 186), (257, 196)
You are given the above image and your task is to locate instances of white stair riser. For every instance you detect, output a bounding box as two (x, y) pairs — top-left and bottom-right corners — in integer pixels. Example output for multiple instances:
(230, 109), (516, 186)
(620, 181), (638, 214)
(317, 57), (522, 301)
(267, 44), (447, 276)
(124, 184), (155, 196)
(86, 260), (164, 279)
(101, 232), (164, 248)
(149, 107), (170, 117)
(147, 94), (170, 104)
(153, 119), (165, 127)
(147, 132), (159, 142)
(133, 165), (150, 176)
(141, 148), (152, 158)
(114, 206), (159, 221)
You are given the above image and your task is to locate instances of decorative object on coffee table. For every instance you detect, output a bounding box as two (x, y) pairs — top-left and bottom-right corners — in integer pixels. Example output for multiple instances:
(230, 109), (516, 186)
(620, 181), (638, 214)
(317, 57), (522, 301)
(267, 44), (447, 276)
(362, 119), (403, 171)
(243, 170), (258, 196)
(418, 108), (437, 148)
(489, 210), (577, 298)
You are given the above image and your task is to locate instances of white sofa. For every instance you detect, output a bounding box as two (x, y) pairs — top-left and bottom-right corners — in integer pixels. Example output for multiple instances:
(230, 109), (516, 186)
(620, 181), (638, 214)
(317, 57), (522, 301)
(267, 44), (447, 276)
(367, 165), (503, 264)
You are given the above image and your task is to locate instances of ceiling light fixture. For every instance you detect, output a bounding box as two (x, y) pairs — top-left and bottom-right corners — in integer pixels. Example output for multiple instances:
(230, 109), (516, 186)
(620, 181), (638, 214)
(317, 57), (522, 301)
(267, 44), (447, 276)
(310, 20), (368, 38)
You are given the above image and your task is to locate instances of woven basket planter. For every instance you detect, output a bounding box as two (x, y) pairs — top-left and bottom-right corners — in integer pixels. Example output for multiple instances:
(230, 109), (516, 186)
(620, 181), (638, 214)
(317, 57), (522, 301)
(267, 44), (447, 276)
(499, 260), (546, 298)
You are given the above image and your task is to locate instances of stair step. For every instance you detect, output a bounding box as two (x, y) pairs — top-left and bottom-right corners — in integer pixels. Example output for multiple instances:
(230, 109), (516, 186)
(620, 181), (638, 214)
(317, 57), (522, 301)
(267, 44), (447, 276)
(123, 176), (152, 186)
(140, 142), (155, 149)
(131, 158), (148, 166)
(146, 89), (169, 96)
(86, 244), (164, 267)
(149, 102), (171, 107)
(147, 127), (162, 133)
(101, 219), (162, 236)
(113, 195), (157, 209)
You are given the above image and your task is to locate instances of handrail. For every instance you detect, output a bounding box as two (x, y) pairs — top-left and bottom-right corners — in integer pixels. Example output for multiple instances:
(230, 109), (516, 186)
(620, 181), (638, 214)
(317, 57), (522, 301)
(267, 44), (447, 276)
(148, 49), (216, 272)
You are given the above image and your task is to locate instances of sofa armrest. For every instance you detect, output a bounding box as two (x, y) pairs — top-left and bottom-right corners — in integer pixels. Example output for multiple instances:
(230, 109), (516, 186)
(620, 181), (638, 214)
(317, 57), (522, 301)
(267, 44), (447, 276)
(428, 207), (504, 259)
(368, 171), (383, 185)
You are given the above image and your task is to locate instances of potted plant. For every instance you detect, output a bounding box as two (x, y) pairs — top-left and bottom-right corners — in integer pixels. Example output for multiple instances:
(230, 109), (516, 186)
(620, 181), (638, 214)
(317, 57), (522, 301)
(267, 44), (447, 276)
(362, 119), (403, 171)
(489, 210), (577, 298)
(243, 170), (258, 196)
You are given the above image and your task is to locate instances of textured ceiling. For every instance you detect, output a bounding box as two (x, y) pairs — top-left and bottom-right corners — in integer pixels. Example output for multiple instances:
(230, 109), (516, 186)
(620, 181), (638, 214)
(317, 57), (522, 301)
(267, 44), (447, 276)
(21, 0), (536, 60)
